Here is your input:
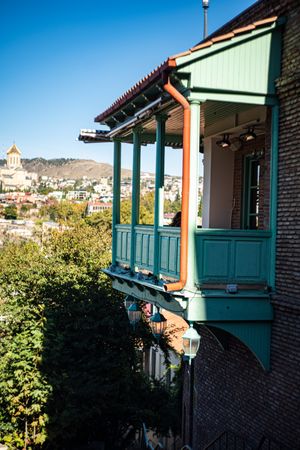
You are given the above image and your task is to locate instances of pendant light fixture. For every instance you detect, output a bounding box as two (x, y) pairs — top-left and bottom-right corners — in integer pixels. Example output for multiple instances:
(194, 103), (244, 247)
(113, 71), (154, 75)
(150, 308), (167, 341)
(239, 127), (257, 143)
(127, 298), (142, 328)
(216, 134), (231, 149)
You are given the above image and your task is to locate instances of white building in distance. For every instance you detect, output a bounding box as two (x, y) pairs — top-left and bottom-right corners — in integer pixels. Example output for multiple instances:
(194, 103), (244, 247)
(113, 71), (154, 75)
(0, 144), (38, 191)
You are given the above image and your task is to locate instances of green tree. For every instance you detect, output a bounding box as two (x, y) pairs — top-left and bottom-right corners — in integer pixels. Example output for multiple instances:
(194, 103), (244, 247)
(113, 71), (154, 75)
(0, 242), (51, 448)
(86, 193), (155, 231)
(37, 187), (55, 196)
(165, 194), (181, 214)
(20, 204), (30, 217)
(39, 201), (86, 224)
(198, 195), (203, 218)
(0, 223), (177, 449)
(85, 208), (112, 233)
(4, 204), (17, 220)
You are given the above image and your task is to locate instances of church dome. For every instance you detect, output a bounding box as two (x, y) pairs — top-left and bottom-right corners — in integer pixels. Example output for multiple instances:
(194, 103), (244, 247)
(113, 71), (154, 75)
(7, 144), (21, 155)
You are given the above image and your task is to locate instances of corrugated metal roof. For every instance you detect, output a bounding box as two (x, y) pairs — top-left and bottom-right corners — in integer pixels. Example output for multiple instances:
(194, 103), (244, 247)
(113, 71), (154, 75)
(78, 129), (110, 143)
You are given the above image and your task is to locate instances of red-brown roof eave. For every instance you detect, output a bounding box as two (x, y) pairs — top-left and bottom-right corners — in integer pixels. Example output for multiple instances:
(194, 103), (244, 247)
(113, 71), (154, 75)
(94, 14), (278, 125)
(94, 58), (176, 123)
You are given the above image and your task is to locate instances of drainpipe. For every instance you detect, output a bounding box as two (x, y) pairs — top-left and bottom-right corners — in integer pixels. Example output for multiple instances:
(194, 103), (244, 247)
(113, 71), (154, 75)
(163, 77), (191, 292)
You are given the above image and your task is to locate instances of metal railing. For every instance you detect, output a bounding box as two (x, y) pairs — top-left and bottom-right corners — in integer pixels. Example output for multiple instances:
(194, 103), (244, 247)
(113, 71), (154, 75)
(141, 423), (164, 450)
(257, 436), (289, 450)
(204, 430), (253, 450)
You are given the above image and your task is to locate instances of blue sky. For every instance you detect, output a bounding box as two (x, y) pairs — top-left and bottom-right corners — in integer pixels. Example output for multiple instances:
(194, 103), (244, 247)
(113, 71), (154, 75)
(0, 0), (256, 175)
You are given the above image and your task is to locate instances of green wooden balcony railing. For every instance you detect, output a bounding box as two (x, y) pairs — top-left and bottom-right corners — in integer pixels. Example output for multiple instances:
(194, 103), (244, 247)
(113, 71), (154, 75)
(195, 229), (271, 285)
(115, 224), (271, 286)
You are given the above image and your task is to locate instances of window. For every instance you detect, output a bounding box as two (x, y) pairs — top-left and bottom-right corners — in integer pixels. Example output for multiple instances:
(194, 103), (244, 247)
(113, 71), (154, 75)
(243, 155), (261, 229)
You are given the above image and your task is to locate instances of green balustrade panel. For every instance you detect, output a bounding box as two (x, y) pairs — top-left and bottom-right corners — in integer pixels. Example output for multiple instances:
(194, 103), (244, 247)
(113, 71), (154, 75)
(115, 225), (271, 285)
(134, 225), (154, 271)
(195, 229), (271, 285)
(116, 224), (131, 265)
(158, 227), (180, 278)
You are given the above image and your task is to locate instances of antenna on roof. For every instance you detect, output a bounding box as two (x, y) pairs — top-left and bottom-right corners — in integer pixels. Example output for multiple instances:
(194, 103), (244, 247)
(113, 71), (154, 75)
(202, 0), (209, 39)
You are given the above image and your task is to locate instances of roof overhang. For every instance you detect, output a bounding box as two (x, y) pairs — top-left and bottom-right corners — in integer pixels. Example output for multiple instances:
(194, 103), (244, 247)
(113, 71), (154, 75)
(78, 129), (110, 143)
(87, 16), (282, 145)
(175, 19), (282, 105)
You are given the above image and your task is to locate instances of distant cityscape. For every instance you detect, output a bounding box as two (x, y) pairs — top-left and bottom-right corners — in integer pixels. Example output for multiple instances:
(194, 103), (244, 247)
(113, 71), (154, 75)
(0, 144), (203, 244)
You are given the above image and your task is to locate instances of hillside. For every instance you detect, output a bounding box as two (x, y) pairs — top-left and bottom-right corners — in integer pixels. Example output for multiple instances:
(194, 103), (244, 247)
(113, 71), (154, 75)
(0, 158), (132, 180)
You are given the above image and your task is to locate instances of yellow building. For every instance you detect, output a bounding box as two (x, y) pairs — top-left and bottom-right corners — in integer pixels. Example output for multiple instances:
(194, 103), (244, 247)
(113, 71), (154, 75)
(0, 144), (38, 191)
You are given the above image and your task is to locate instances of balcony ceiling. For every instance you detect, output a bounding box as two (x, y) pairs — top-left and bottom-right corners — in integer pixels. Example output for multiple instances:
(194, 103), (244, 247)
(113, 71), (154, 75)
(79, 100), (266, 147)
(118, 101), (265, 147)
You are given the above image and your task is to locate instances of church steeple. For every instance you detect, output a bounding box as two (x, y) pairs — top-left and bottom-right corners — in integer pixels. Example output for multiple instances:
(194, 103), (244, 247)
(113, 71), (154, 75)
(6, 144), (22, 169)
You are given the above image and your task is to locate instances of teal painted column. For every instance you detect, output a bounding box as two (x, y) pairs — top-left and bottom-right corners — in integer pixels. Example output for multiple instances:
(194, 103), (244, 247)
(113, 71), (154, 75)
(153, 114), (167, 277)
(269, 104), (279, 290)
(112, 140), (121, 266)
(186, 100), (201, 319)
(130, 128), (141, 271)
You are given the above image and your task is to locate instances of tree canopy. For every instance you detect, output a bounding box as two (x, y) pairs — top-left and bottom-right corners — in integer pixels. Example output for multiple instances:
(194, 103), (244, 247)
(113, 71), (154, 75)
(4, 204), (18, 220)
(0, 222), (180, 449)
(85, 191), (182, 233)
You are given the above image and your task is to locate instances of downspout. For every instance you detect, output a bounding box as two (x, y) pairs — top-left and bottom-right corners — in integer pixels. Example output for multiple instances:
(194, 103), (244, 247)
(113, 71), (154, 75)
(163, 77), (191, 292)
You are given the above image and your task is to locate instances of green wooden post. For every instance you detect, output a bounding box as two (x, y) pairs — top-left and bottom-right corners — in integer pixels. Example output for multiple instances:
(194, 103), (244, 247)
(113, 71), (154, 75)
(130, 128), (141, 271)
(112, 140), (121, 266)
(153, 114), (167, 277)
(270, 104), (279, 290)
(186, 100), (201, 307)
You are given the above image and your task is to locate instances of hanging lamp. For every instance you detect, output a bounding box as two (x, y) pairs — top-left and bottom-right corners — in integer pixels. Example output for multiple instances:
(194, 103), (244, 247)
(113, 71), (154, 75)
(182, 323), (201, 364)
(127, 298), (142, 328)
(150, 309), (167, 341)
(240, 127), (257, 143)
(216, 134), (231, 148)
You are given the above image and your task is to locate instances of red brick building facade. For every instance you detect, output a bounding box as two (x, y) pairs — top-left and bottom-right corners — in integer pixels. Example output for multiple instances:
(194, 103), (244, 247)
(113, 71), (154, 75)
(182, 1), (300, 448)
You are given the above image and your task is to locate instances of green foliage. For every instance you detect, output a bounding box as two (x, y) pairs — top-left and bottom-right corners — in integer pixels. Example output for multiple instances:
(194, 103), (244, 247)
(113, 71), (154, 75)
(139, 191), (154, 224)
(20, 204), (31, 217)
(85, 208), (112, 233)
(36, 187), (55, 196)
(85, 193), (155, 232)
(4, 204), (17, 220)
(85, 191), (182, 233)
(198, 195), (203, 218)
(39, 201), (86, 224)
(40, 226), (144, 448)
(142, 371), (182, 437)
(0, 242), (51, 448)
(165, 195), (181, 214)
(0, 223), (180, 449)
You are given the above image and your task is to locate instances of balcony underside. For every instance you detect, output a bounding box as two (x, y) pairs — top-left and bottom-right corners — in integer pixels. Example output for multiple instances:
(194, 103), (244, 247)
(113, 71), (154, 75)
(104, 265), (272, 370)
(105, 226), (273, 370)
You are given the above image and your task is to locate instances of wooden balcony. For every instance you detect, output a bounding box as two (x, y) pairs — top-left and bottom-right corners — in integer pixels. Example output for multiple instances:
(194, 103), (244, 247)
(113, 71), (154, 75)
(108, 224), (273, 370)
(115, 224), (271, 287)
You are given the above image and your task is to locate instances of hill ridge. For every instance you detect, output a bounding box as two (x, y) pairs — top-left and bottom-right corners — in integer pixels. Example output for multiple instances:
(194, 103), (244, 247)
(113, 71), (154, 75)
(0, 158), (132, 180)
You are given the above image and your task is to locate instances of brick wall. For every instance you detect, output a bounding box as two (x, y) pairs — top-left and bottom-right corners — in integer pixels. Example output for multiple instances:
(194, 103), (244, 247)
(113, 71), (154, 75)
(188, 317), (300, 449)
(183, 1), (300, 449)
